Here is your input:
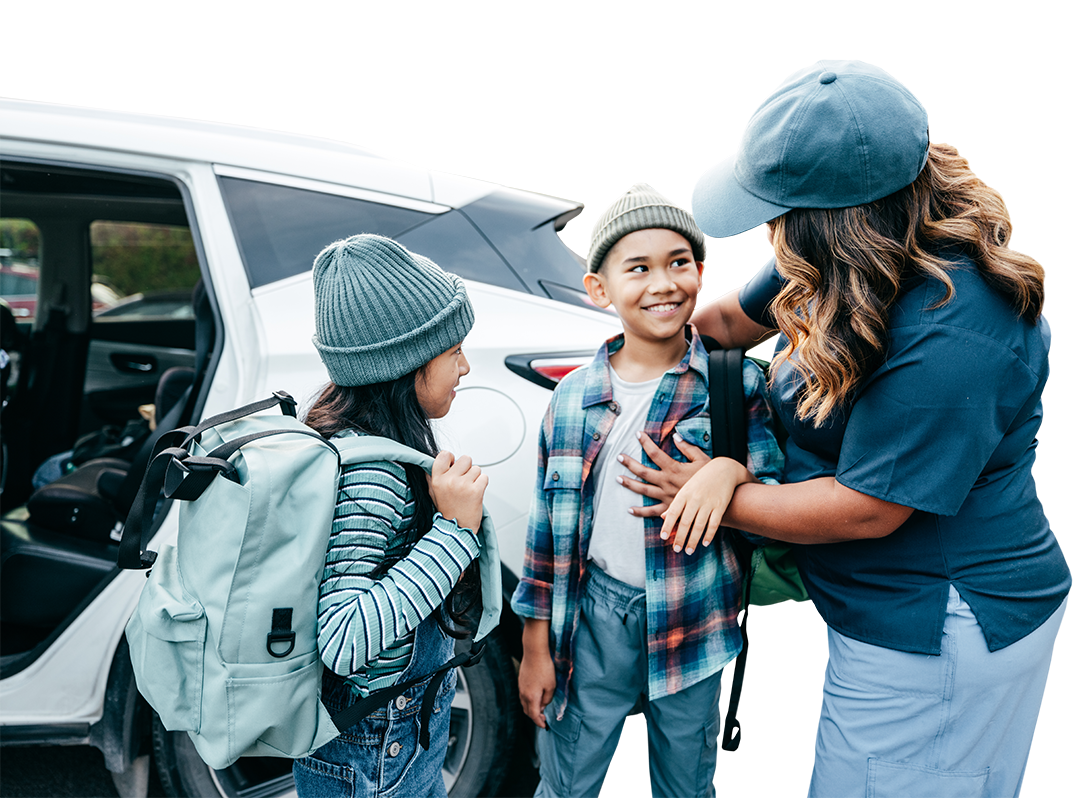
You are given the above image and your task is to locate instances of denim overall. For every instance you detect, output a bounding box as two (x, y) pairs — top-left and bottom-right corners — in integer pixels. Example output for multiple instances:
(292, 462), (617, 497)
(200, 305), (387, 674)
(293, 615), (457, 798)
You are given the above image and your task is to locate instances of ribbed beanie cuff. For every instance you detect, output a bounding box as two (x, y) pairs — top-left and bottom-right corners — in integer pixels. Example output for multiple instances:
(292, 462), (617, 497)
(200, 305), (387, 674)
(311, 234), (475, 386)
(587, 184), (707, 273)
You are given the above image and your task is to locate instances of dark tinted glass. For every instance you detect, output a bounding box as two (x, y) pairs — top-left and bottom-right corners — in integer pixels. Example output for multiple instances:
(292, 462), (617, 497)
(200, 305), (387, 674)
(458, 189), (587, 299)
(398, 211), (526, 293)
(218, 177), (430, 288)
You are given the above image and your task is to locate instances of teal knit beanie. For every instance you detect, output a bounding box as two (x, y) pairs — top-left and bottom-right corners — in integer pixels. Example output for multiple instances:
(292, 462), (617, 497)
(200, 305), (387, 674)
(312, 234), (475, 386)
(586, 183), (706, 274)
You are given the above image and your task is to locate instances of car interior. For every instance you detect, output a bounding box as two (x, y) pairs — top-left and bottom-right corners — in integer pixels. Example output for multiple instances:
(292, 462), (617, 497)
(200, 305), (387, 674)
(0, 161), (215, 673)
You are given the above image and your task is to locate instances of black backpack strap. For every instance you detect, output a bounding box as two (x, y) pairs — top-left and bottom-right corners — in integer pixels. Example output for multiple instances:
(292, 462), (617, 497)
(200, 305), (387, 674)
(116, 392), (301, 570)
(116, 446), (184, 569)
(329, 639), (487, 750)
(703, 339), (747, 460)
(705, 344), (752, 751)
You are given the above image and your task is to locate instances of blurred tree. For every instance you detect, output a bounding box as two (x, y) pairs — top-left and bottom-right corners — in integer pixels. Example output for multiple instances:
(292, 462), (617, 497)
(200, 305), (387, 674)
(90, 222), (200, 297)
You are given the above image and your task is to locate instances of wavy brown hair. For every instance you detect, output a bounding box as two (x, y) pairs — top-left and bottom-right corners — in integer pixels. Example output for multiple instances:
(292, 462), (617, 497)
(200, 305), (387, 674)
(767, 142), (1045, 426)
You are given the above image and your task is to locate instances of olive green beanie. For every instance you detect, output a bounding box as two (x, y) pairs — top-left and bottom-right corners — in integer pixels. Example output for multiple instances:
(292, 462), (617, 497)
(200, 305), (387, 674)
(312, 234), (474, 386)
(586, 183), (706, 274)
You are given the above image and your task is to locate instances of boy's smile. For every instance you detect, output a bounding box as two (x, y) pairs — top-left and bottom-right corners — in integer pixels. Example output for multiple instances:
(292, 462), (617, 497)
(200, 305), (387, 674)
(583, 228), (703, 359)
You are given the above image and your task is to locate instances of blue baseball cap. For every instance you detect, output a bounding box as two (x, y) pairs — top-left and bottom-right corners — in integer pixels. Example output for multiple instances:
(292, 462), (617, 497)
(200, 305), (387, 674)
(693, 60), (930, 238)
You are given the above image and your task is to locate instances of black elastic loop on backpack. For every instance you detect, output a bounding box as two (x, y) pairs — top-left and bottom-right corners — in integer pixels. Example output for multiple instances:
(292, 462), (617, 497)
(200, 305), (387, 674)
(163, 455), (237, 499)
(267, 608), (296, 658)
(274, 390), (298, 418)
(329, 639), (487, 749)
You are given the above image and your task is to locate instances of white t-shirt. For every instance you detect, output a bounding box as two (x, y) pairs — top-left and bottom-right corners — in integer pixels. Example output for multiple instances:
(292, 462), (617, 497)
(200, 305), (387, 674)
(588, 365), (660, 588)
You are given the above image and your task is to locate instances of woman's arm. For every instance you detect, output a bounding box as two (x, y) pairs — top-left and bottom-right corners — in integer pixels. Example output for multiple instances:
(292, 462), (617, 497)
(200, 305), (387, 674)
(691, 289), (777, 350)
(661, 458), (914, 553)
(723, 477), (913, 543)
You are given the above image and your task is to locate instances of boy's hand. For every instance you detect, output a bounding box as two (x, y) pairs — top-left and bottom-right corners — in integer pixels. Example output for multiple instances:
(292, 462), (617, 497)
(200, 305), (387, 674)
(660, 457), (758, 554)
(519, 619), (556, 729)
(617, 431), (712, 517)
(428, 451), (487, 533)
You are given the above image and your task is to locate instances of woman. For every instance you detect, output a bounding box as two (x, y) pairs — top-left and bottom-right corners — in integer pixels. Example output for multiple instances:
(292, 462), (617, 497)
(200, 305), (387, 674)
(627, 61), (1070, 797)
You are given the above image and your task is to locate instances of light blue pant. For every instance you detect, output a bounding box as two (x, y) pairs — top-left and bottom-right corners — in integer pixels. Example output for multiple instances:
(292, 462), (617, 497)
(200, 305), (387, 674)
(809, 586), (1066, 798)
(535, 563), (721, 798)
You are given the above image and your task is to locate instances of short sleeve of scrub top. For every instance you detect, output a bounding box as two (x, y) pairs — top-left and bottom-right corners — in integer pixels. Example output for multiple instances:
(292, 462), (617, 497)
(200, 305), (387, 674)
(740, 257), (1045, 515)
(737, 258), (783, 328)
(835, 288), (1047, 517)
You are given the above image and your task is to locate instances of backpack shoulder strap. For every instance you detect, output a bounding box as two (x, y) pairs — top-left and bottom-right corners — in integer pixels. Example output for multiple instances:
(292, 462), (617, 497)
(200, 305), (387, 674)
(328, 638), (486, 749)
(333, 434), (435, 472)
(706, 346), (747, 465)
(327, 434), (498, 749)
(705, 344), (752, 752)
(332, 434), (501, 645)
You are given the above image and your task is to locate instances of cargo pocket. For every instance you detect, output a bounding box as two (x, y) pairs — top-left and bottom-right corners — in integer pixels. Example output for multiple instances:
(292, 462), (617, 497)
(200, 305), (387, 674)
(127, 544), (206, 733)
(537, 702), (583, 795)
(225, 652), (329, 762)
(866, 757), (989, 798)
(697, 713), (719, 794)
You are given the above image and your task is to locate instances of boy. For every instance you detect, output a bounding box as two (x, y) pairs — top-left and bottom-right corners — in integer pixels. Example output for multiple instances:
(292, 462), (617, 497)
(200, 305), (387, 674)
(512, 184), (783, 797)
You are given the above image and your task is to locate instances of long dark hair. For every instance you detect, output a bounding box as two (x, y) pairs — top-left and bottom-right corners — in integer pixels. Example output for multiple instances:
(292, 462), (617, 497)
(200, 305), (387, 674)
(305, 369), (481, 638)
(768, 142), (1045, 426)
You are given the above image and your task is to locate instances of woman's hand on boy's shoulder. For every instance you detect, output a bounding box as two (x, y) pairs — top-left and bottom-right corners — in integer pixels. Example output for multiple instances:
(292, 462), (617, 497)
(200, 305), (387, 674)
(428, 451), (487, 534)
(617, 431), (711, 518)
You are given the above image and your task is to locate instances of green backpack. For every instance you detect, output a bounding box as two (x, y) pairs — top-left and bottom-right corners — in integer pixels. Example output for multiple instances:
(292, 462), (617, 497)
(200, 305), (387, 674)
(118, 393), (501, 769)
(704, 344), (809, 752)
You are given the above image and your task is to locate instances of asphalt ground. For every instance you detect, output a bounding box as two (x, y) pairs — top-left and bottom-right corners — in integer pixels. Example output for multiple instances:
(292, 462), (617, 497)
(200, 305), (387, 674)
(0, 745), (168, 798)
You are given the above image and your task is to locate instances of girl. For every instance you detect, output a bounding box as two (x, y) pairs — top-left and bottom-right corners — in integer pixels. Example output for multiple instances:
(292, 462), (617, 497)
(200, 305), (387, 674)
(293, 233), (486, 798)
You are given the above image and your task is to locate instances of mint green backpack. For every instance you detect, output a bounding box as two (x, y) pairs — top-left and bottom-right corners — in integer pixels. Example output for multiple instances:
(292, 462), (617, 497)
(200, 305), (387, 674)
(118, 392), (500, 769)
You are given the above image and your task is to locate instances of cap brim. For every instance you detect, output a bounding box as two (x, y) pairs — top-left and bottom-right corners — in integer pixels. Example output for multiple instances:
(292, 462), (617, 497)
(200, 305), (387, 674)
(692, 156), (793, 238)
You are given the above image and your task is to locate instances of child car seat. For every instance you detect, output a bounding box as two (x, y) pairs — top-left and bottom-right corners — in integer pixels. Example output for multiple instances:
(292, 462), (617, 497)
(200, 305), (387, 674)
(1, 281), (213, 636)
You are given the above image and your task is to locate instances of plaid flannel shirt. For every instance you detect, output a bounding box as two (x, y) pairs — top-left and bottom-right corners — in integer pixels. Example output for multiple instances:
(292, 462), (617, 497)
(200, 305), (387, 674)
(511, 328), (783, 718)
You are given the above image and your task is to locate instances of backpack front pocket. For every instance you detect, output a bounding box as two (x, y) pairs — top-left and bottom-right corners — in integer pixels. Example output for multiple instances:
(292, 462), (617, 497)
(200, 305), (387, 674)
(126, 543), (206, 733)
(224, 653), (333, 763)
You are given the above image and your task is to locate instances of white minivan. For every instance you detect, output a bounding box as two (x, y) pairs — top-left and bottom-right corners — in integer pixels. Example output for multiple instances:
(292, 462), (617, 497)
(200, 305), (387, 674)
(0, 98), (619, 797)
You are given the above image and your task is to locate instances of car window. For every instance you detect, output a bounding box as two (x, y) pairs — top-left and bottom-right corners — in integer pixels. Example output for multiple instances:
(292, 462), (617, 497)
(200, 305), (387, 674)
(397, 210), (527, 292)
(456, 188), (591, 305)
(218, 176), (433, 289)
(0, 218), (42, 322)
(90, 221), (201, 317)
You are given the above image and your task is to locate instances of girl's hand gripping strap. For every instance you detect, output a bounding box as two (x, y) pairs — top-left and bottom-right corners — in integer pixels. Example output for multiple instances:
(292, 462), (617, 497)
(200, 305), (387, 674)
(334, 435), (502, 643)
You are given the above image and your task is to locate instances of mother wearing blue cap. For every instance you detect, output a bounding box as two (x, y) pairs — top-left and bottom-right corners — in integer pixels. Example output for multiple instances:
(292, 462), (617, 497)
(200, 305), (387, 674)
(638, 61), (1070, 796)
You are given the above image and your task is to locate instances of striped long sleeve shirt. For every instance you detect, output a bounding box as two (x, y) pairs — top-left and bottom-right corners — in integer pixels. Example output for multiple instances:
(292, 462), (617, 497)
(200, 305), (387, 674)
(316, 438), (480, 698)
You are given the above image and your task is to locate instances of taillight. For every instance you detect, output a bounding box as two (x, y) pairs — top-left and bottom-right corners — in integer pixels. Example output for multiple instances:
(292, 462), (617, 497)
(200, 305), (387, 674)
(504, 352), (595, 390)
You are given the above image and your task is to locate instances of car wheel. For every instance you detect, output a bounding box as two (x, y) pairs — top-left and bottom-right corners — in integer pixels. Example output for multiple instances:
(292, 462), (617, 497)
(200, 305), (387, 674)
(446, 634), (523, 798)
(152, 716), (296, 798)
(151, 633), (529, 798)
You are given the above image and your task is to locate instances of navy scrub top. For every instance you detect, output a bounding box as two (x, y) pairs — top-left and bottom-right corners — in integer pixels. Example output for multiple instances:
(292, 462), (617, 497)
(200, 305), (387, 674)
(739, 256), (1070, 655)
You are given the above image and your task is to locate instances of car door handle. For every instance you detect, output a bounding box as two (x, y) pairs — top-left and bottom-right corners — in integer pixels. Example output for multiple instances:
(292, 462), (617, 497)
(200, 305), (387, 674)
(109, 353), (157, 374)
